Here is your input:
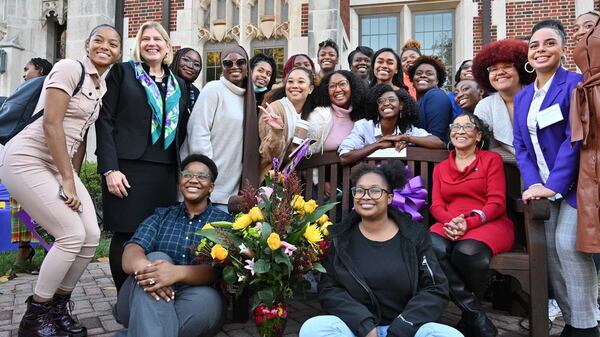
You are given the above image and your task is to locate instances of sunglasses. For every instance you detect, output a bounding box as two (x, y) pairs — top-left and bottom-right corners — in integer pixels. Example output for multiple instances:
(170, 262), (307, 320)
(222, 59), (247, 68)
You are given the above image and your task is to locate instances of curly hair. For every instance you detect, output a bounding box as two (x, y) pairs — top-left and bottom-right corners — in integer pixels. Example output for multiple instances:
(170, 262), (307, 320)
(370, 48), (408, 91)
(366, 84), (418, 134)
(316, 70), (368, 121)
(407, 55), (447, 88)
(250, 53), (277, 90)
(262, 67), (317, 120)
(350, 161), (408, 191)
(449, 112), (492, 150)
(347, 46), (374, 66)
(472, 39), (535, 93)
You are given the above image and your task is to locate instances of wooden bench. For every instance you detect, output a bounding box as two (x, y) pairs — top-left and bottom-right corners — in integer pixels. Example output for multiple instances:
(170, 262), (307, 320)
(296, 147), (551, 337)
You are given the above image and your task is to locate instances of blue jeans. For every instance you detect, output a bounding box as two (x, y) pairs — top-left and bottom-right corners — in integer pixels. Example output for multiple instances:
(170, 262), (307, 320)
(299, 315), (464, 337)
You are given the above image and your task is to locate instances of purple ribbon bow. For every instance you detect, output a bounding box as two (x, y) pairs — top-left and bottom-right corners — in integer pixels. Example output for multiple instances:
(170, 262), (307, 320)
(392, 176), (428, 221)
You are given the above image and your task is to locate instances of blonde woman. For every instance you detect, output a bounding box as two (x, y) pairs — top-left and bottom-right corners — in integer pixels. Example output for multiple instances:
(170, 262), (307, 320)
(96, 21), (189, 291)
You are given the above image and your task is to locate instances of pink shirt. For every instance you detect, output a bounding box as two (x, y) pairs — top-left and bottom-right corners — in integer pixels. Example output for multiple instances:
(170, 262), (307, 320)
(323, 104), (354, 151)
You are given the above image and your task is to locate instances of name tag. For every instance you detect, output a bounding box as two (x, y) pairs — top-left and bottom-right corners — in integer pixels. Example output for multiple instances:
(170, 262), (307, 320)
(537, 104), (564, 129)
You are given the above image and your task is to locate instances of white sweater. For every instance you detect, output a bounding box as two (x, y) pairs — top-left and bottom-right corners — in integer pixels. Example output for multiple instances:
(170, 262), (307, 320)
(181, 77), (245, 204)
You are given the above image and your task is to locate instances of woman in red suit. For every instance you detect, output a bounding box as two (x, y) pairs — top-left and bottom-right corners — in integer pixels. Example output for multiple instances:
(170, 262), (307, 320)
(430, 113), (514, 337)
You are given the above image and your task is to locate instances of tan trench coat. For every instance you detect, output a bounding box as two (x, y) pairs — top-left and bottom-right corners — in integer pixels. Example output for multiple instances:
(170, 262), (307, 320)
(571, 19), (600, 253)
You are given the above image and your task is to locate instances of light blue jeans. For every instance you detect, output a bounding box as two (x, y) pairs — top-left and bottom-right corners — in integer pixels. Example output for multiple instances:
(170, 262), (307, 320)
(300, 315), (464, 337)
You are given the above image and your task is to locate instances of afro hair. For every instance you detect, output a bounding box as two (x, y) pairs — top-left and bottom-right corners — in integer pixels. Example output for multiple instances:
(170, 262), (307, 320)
(407, 55), (447, 88)
(472, 39), (536, 93)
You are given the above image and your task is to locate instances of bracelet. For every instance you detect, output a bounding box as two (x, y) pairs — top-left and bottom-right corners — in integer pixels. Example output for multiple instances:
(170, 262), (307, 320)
(103, 170), (116, 177)
(470, 209), (487, 224)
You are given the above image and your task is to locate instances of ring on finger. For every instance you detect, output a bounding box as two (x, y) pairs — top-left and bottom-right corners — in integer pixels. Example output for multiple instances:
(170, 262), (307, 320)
(149, 278), (155, 285)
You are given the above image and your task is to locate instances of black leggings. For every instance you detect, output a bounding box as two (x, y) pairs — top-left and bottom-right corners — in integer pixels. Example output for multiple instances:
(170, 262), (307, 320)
(431, 234), (493, 299)
(109, 232), (134, 292)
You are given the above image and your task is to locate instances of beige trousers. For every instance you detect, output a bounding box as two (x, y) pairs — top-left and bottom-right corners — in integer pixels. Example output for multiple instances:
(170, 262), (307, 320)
(0, 155), (99, 298)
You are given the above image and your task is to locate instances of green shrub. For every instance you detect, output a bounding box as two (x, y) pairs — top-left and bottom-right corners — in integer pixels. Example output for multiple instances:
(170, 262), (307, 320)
(79, 161), (103, 224)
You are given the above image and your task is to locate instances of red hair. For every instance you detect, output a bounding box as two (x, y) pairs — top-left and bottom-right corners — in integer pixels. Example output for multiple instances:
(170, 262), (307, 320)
(472, 39), (535, 93)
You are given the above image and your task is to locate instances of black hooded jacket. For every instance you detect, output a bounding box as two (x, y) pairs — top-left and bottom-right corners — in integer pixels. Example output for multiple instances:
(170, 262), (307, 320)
(318, 207), (449, 337)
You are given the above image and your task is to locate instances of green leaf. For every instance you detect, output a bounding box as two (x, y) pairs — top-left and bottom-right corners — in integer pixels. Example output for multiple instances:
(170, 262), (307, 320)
(253, 259), (271, 274)
(260, 222), (272, 242)
(303, 202), (339, 223)
(222, 266), (237, 284)
(274, 251), (292, 276)
(257, 288), (274, 306)
(312, 262), (327, 273)
(195, 229), (221, 245)
(209, 221), (233, 228)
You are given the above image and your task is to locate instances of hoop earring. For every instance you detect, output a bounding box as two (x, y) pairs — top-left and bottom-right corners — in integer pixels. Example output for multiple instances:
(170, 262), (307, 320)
(479, 139), (485, 150)
(524, 62), (535, 74)
(446, 141), (452, 151)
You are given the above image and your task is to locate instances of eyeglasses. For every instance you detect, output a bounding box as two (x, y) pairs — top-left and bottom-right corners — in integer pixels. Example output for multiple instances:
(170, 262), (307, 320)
(351, 187), (390, 200)
(327, 80), (349, 91)
(487, 63), (514, 75)
(181, 56), (202, 70)
(180, 170), (211, 181)
(376, 96), (399, 105)
(449, 123), (477, 132)
(222, 59), (247, 68)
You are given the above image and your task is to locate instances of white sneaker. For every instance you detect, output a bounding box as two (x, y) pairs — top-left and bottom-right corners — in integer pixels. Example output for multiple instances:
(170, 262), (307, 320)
(548, 299), (562, 322)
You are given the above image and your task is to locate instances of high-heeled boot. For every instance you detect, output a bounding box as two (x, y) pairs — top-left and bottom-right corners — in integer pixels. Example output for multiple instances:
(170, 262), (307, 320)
(438, 252), (497, 337)
(18, 296), (69, 337)
(52, 292), (88, 337)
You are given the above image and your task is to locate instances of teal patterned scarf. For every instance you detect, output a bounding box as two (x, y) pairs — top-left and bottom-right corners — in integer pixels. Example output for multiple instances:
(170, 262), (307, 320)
(130, 61), (181, 149)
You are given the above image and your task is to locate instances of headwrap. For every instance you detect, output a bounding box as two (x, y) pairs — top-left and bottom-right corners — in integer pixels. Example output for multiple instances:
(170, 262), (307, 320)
(221, 45), (260, 188)
(282, 54), (316, 79)
(130, 60), (181, 149)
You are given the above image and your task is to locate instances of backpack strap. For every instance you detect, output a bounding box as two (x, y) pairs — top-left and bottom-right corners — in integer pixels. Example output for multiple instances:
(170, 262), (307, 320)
(72, 61), (85, 96)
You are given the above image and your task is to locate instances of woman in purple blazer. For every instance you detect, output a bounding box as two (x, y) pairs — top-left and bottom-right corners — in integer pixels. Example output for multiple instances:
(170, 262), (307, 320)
(513, 20), (598, 337)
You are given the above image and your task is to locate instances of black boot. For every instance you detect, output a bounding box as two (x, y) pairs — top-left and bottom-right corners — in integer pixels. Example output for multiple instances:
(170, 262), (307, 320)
(437, 250), (497, 337)
(52, 292), (88, 337)
(18, 296), (70, 337)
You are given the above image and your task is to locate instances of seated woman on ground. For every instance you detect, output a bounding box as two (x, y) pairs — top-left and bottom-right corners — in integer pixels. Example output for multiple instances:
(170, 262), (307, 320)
(429, 113), (514, 337)
(299, 162), (463, 337)
(258, 67), (317, 175)
(308, 69), (367, 154)
(338, 84), (444, 166)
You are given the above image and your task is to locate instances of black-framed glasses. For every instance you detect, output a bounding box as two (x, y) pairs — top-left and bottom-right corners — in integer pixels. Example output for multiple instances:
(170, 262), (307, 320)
(351, 187), (390, 200)
(222, 59), (247, 68)
(181, 56), (202, 70)
(180, 170), (211, 181)
(376, 96), (399, 105)
(327, 80), (349, 92)
(449, 123), (477, 132)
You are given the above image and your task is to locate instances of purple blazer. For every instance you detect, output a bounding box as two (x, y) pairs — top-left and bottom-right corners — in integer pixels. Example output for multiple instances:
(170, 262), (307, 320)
(513, 66), (582, 208)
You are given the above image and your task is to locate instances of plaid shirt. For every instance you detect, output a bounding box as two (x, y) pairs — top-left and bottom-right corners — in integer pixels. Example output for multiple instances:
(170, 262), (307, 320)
(127, 202), (232, 266)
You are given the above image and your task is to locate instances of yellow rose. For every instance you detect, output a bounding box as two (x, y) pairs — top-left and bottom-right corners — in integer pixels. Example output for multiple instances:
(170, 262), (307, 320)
(291, 195), (305, 211)
(232, 214), (253, 230)
(304, 199), (317, 214)
(320, 221), (332, 237)
(248, 207), (264, 222)
(317, 214), (329, 225)
(202, 223), (214, 230)
(304, 224), (323, 243)
(267, 233), (282, 250)
(210, 244), (228, 261)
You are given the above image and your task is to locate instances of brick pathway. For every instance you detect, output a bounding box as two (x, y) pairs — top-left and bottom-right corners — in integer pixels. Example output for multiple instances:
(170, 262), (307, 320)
(0, 262), (566, 337)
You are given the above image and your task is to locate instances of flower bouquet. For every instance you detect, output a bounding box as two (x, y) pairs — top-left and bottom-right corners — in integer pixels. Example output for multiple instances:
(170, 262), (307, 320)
(195, 158), (336, 336)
